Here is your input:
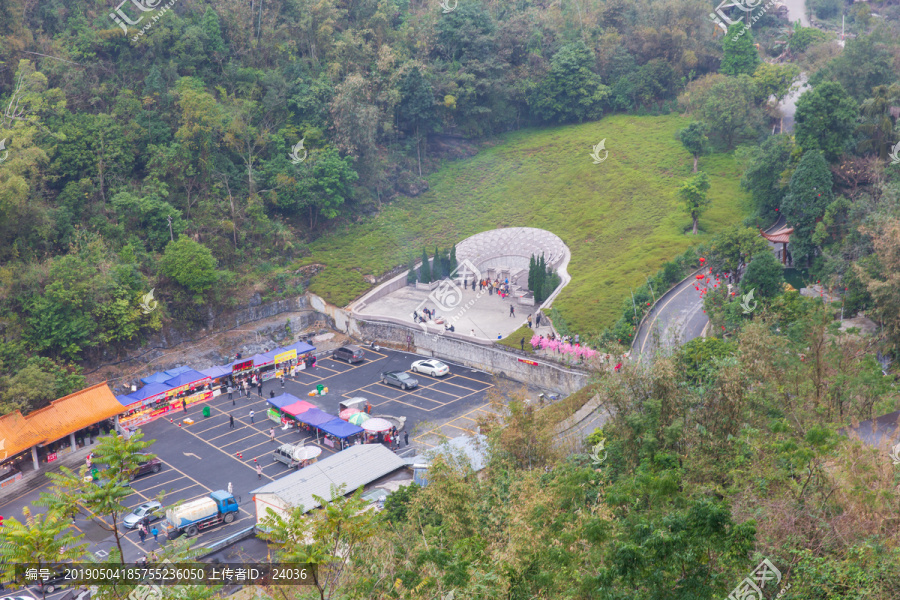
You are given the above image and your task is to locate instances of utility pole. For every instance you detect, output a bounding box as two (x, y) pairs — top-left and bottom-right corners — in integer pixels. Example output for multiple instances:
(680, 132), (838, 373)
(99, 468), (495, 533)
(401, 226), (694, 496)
(167, 215), (174, 241)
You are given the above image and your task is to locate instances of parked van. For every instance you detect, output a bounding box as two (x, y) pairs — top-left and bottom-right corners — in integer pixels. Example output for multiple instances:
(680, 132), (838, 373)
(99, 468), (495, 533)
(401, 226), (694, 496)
(273, 443), (321, 469)
(333, 345), (365, 363)
(273, 443), (303, 468)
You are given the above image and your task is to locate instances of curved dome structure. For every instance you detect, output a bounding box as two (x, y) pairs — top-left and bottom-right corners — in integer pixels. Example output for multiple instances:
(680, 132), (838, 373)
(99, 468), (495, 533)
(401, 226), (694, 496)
(456, 227), (569, 287)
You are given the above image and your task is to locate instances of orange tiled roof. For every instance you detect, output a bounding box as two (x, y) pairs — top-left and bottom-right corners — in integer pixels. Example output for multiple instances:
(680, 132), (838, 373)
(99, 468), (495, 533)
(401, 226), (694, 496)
(0, 382), (123, 461)
(760, 226), (794, 245)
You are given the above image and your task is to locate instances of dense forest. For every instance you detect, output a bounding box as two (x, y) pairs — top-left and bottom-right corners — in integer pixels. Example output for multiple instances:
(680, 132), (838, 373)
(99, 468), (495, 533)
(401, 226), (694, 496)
(1, 0), (900, 415)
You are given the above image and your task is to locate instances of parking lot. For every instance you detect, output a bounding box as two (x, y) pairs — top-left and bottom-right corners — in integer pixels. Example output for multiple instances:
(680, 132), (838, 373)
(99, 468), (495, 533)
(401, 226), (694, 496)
(0, 348), (501, 568)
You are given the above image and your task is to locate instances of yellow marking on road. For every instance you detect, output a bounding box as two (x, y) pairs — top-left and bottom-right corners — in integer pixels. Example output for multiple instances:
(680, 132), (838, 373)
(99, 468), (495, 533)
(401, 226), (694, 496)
(166, 422), (276, 482)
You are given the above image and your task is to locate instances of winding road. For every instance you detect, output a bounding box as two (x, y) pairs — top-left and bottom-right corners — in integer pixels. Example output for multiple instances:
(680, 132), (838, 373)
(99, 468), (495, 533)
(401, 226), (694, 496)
(632, 216), (787, 363)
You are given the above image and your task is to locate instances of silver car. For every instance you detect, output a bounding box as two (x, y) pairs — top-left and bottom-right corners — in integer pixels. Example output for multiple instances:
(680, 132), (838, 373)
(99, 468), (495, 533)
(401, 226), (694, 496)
(123, 501), (163, 529)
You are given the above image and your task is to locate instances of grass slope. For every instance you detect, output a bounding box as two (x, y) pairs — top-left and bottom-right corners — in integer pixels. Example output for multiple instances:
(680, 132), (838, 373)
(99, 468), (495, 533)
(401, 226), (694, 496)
(303, 114), (751, 334)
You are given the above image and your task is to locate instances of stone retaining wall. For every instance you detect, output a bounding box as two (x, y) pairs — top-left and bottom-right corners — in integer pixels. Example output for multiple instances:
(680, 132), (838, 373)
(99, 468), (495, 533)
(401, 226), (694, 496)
(311, 293), (588, 394)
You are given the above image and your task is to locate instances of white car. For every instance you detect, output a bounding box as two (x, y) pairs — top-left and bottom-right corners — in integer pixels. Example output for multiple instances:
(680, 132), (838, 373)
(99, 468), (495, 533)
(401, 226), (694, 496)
(410, 359), (450, 377)
(123, 500), (163, 529)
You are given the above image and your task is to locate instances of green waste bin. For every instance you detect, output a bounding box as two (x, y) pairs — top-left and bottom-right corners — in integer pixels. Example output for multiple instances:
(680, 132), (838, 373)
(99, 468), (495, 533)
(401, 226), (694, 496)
(316, 384), (324, 394)
(91, 468), (99, 480)
(202, 406), (211, 418)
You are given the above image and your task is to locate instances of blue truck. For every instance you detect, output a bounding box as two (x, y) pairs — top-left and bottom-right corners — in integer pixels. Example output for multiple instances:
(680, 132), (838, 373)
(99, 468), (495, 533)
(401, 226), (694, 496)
(161, 490), (239, 539)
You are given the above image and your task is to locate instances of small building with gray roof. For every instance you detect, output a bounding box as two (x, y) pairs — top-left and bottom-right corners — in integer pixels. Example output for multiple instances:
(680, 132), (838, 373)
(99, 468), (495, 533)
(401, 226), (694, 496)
(251, 443), (407, 527)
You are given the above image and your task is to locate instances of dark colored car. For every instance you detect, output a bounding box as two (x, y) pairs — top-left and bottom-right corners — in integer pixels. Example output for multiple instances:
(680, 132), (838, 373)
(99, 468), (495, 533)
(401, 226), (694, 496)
(333, 345), (365, 363)
(128, 453), (162, 480)
(33, 570), (70, 594)
(381, 371), (419, 390)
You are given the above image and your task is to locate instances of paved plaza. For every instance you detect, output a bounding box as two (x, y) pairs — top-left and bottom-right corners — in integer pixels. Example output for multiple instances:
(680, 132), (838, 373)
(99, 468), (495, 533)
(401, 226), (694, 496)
(353, 227), (570, 341)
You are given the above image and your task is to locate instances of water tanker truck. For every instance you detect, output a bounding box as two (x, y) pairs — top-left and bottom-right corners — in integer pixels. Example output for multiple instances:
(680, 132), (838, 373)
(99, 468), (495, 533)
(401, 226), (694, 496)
(162, 490), (239, 539)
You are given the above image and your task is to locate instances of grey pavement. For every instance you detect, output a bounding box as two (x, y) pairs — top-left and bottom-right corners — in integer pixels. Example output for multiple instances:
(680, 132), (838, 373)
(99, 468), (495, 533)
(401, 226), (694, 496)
(0, 348), (502, 566)
(357, 284), (536, 341)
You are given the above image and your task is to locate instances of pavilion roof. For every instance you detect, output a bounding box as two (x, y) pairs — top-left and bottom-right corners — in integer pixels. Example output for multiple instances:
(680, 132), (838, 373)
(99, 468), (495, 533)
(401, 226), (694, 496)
(760, 226), (794, 244)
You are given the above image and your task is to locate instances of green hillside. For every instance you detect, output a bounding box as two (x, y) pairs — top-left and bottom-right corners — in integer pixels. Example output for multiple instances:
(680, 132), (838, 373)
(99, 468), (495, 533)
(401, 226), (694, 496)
(305, 114), (751, 334)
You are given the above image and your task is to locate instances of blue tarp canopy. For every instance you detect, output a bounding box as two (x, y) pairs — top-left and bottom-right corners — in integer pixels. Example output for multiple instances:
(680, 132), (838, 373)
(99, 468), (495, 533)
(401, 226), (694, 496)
(116, 394), (138, 407)
(164, 369), (210, 388)
(200, 365), (231, 379)
(317, 417), (364, 439)
(140, 372), (170, 385)
(164, 366), (192, 378)
(285, 341), (316, 355)
(296, 407), (336, 427)
(268, 393), (301, 410)
(252, 351), (276, 367)
(128, 382), (172, 403)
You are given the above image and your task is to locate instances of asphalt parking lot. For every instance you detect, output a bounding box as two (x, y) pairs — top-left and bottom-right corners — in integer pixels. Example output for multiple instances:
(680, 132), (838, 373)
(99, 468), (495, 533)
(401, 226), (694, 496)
(0, 348), (500, 567)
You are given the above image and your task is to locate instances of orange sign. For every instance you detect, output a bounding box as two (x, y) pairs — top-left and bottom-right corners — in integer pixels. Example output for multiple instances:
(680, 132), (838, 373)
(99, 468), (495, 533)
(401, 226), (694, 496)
(518, 358), (539, 366)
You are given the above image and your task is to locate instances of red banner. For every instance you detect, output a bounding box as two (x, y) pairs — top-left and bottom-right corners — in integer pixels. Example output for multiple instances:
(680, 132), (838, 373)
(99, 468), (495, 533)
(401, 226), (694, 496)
(518, 358), (539, 366)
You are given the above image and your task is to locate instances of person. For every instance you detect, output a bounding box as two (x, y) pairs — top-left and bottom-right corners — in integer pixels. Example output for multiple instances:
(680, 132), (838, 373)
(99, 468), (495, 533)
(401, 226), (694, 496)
(249, 410), (255, 423)
(227, 482), (233, 495)
(138, 526), (146, 544)
(413, 310), (419, 323)
(229, 414), (235, 429)
(614, 362), (622, 373)
(366, 403), (371, 414)
(471, 329), (476, 336)
(527, 314), (532, 328)
(182, 399), (187, 412)
(404, 430), (409, 446)
(269, 427), (276, 442)
(256, 463), (263, 479)
(497, 333), (502, 340)
(151, 526), (159, 542)
(509, 305), (515, 317)
(270, 390), (275, 399)
(575, 334), (580, 344)
(280, 375), (285, 388)
(535, 312), (541, 327)
(520, 338), (525, 350)
(228, 386), (234, 405)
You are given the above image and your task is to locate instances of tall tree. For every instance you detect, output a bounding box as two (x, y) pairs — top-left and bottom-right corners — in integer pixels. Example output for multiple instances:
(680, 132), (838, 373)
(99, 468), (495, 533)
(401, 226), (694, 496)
(780, 150), (833, 263)
(721, 23), (760, 76)
(397, 65), (435, 177)
(697, 74), (764, 149)
(752, 62), (801, 105)
(794, 81), (858, 161)
(257, 485), (378, 600)
(739, 134), (795, 217)
(856, 218), (900, 352)
(740, 251), (784, 300)
(709, 225), (770, 282)
(529, 42), (610, 124)
(0, 507), (88, 585)
(39, 432), (159, 565)
(419, 248), (431, 284)
(856, 83), (900, 160)
(678, 122), (708, 173)
(159, 237), (220, 303)
(678, 172), (711, 235)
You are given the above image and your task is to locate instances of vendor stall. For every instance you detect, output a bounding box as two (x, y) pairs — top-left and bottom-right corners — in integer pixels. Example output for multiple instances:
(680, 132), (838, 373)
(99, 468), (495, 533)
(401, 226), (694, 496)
(231, 358), (254, 376)
(117, 383), (172, 428)
(163, 369), (211, 398)
(252, 350), (278, 381)
(200, 364), (232, 384)
(317, 417), (364, 450)
(267, 393), (301, 424)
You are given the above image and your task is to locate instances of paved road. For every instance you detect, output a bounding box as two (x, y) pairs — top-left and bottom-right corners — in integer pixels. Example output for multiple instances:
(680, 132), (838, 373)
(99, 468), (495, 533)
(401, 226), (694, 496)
(633, 217), (788, 363)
